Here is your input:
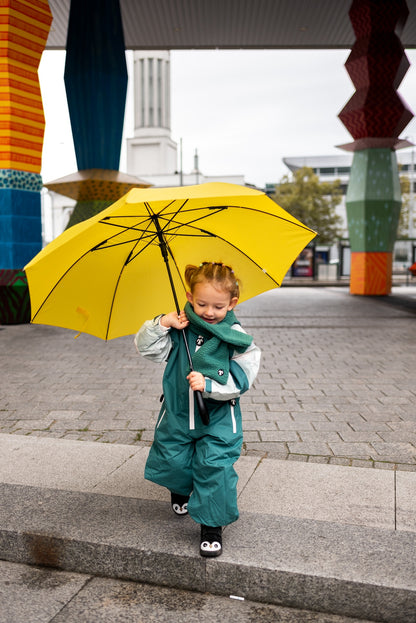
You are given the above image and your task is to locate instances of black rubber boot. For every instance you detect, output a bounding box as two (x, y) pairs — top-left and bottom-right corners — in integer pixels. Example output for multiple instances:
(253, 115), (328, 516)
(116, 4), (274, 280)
(171, 492), (189, 516)
(200, 525), (222, 557)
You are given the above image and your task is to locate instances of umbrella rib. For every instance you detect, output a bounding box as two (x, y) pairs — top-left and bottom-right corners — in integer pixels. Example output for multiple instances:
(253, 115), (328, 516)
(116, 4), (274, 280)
(105, 233), (151, 338)
(105, 261), (125, 341)
(124, 234), (161, 263)
(157, 205), (317, 235)
(93, 233), (158, 251)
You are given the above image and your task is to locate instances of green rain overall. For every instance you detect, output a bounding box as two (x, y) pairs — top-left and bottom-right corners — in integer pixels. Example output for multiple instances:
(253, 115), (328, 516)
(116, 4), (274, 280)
(144, 305), (253, 527)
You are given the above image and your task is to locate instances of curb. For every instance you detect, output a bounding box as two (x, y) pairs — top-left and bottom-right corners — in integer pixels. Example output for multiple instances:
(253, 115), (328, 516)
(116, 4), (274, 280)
(1, 482), (416, 623)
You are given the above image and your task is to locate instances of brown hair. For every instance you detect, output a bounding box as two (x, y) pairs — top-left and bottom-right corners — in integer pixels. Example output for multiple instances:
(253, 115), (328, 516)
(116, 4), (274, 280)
(184, 262), (240, 299)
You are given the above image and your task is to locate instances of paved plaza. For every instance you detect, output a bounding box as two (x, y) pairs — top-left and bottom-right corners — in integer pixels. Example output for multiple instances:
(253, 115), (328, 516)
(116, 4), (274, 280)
(1, 284), (416, 622)
(1, 285), (415, 471)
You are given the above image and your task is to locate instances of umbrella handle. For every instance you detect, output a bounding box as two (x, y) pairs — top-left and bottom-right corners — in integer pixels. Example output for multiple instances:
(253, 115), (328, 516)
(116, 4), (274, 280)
(180, 328), (210, 425)
(195, 390), (210, 426)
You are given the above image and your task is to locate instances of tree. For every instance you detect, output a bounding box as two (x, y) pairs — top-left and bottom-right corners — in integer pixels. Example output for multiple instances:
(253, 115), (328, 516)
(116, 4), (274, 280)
(271, 167), (343, 245)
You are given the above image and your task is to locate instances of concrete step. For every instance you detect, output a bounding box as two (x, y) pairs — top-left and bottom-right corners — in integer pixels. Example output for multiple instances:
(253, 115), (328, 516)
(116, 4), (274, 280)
(1, 481), (416, 623)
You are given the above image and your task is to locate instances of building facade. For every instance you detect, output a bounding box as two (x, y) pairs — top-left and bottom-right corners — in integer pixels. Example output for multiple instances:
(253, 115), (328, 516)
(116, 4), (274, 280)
(277, 152), (416, 272)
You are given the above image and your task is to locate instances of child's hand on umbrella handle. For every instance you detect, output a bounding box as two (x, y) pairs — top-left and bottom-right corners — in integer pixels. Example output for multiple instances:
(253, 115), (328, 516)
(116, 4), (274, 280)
(187, 372), (209, 424)
(160, 310), (189, 329)
(187, 371), (205, 392)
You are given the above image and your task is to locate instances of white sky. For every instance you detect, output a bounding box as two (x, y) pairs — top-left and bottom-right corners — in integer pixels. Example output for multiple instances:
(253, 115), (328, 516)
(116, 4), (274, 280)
(39, 48), (416, 188)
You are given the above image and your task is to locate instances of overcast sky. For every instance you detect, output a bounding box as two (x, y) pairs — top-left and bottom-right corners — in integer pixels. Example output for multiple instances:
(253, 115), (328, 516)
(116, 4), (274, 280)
(39, 48), (416, 188)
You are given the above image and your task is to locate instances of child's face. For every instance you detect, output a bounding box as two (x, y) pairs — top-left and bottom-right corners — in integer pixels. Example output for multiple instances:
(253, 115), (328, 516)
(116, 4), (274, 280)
(186, 281), (238, 325)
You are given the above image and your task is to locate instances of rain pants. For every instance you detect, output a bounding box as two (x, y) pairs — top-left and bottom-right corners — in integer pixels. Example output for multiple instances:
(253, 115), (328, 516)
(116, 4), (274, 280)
(135, 314), (261, 527)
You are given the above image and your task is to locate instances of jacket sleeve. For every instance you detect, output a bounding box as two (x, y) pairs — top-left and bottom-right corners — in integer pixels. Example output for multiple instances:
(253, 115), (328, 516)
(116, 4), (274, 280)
(203, 324), (261, 401)
(134, 315), (172, 363)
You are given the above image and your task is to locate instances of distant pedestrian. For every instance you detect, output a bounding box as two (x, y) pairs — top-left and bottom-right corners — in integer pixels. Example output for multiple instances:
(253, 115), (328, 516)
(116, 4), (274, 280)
(135, 262), (261, 557)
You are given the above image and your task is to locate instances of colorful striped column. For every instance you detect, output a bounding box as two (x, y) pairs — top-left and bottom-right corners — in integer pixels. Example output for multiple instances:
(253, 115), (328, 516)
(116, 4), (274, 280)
(338, 0), (413, 295)
(0, 0), (52, 323)
(0, 0), (51, 174)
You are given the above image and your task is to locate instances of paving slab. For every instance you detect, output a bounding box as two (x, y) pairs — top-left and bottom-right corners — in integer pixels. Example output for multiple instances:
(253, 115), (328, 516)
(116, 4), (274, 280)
(0, 433), (140, 491)
(0, 560), (90, 623)
(238, 458), (395, 529)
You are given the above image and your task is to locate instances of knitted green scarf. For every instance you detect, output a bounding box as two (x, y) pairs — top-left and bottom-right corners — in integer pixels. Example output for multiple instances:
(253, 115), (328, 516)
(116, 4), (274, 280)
(185, 301), (252, 385)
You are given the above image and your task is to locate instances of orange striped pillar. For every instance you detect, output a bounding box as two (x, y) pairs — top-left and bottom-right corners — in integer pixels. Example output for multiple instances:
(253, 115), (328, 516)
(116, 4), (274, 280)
(0, 0), (52, 323)
(0, 0), (51, 174)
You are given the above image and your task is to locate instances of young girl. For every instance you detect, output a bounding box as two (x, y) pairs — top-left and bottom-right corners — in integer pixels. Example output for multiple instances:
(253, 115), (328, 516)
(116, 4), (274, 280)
(135, 262), (261, 557)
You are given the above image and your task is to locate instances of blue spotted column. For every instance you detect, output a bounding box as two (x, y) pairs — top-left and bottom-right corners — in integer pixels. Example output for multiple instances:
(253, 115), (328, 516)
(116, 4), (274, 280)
(63, 0), (128, 225)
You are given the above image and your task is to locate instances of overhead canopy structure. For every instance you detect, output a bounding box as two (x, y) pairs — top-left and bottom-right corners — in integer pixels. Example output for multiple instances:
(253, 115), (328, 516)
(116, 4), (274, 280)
(46, 0), (416, 50)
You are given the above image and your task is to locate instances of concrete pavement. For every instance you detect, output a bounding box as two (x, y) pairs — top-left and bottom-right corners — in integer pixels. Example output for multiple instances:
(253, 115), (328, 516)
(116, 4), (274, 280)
(1, 285), (416, 621)
(0, 560), (377, 623)
(1, 285), (415, 469)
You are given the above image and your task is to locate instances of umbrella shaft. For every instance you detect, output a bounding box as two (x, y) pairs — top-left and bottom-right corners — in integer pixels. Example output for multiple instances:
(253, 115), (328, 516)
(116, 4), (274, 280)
(153, 215), (193, 368)
(152, 213), (209, 424)
(153, 215), (181, 315)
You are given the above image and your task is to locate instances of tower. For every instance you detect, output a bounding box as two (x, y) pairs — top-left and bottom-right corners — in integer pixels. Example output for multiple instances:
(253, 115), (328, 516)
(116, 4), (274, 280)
(126, 51), (178, 176)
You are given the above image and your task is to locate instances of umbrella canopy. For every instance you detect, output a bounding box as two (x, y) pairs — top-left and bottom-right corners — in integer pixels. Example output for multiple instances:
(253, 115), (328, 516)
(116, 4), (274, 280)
(44, 168), (151, 201)
(25, 182), (316, 340)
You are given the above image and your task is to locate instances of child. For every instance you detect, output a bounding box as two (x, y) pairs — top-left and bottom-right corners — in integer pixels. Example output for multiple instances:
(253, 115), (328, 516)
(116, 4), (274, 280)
(134, 262), (261, 557)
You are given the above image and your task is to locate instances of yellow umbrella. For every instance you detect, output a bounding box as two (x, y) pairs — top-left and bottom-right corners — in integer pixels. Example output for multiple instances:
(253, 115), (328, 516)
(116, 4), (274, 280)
(25, 182), (316, 341)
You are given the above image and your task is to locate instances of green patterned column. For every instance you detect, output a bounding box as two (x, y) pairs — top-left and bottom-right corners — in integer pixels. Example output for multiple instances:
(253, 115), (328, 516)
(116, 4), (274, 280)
(346, 149), (401, 294)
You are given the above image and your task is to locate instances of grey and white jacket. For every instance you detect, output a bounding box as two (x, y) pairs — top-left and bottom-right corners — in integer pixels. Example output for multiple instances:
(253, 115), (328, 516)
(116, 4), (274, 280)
(135, 315), (261, 401)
